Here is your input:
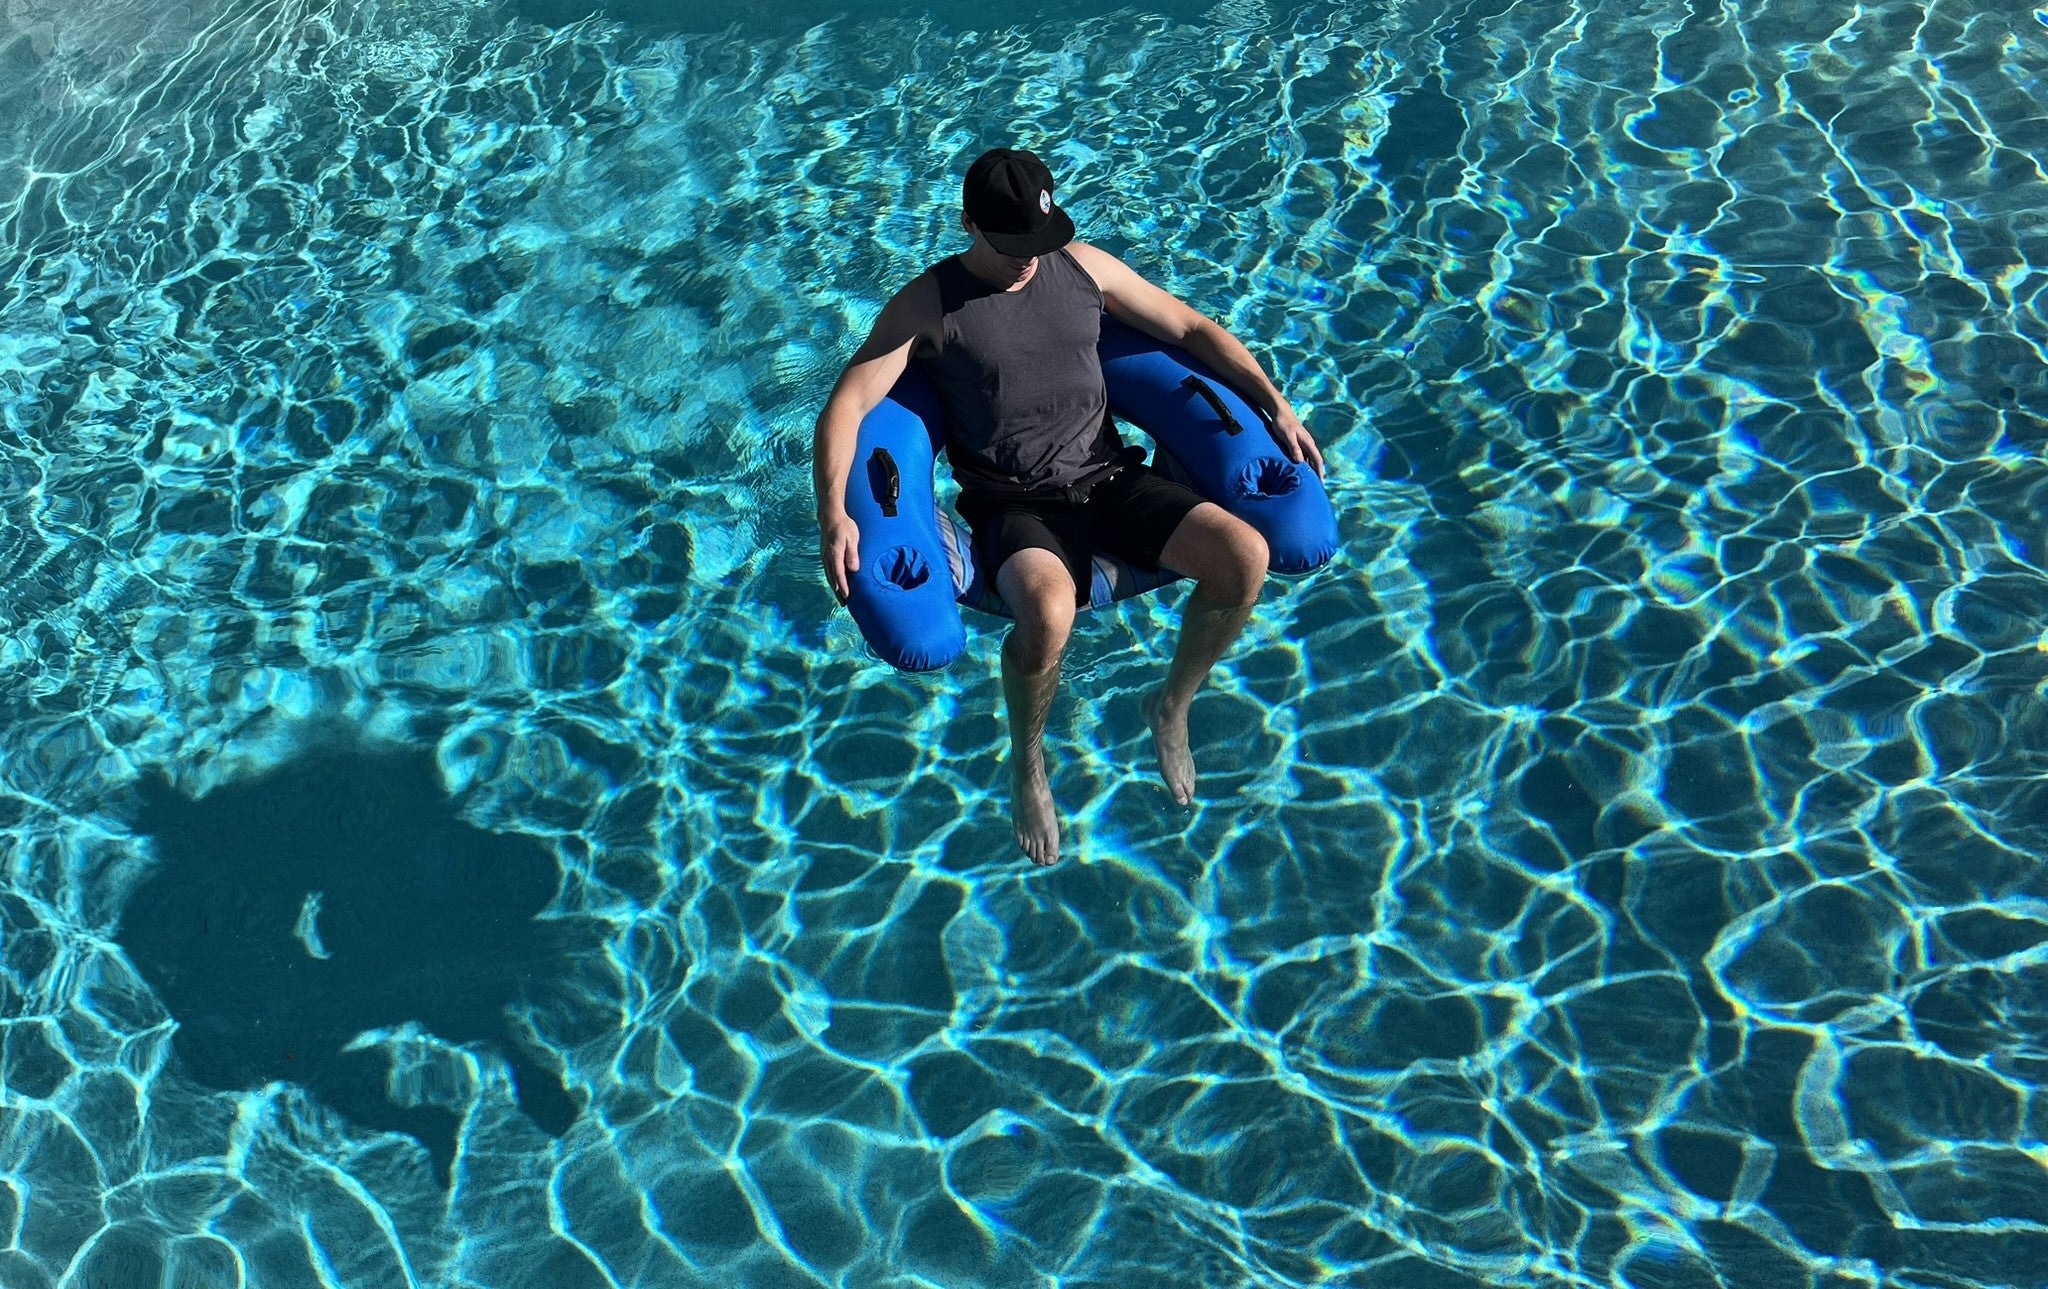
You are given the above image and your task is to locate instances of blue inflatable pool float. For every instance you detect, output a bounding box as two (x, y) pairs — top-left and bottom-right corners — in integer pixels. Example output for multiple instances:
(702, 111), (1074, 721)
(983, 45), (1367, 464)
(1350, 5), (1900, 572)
(841, 314), (1339, 672)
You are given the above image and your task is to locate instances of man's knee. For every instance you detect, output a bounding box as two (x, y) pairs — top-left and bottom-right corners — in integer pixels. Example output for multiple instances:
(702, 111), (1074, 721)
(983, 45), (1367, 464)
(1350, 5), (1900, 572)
(1007, 595), (1074, 674)
(1161, 505), (1270, 607)
(998, 552), (1076, 673)
(1201, 523), (1269, 608)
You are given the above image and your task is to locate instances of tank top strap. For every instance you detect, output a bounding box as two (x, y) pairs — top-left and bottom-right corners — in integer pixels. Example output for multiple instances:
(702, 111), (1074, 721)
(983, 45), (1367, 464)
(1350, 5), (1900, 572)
(932, 255), (979, 316)
(1037, 247), (1096, 297)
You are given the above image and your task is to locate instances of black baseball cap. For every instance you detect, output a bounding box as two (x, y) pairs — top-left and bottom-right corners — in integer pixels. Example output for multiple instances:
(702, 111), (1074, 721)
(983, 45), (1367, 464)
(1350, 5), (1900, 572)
(962, 147), (1075, 257)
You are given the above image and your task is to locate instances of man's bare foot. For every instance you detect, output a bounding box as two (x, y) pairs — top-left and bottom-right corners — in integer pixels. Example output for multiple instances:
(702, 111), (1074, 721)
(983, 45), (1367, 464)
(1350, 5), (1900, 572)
(1010, 759), (1061, 865)
(1142, 686), (1196, 806)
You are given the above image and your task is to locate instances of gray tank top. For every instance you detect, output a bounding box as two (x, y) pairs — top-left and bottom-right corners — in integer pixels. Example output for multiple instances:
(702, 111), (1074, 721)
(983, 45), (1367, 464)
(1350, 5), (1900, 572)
(913, 248), (1123, 494)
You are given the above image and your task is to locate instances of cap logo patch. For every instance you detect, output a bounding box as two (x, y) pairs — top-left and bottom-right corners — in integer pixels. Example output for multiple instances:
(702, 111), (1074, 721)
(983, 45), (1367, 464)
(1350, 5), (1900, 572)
(1038, 189), (1052, 214)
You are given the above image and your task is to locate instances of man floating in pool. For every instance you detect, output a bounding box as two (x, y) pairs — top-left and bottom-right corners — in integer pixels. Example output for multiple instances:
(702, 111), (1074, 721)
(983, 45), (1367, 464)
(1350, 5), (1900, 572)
(812, 147), (1324, 866)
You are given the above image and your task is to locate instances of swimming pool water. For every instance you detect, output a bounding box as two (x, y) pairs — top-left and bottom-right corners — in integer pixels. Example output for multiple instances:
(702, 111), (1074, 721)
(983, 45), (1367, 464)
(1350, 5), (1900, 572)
(3, 0), (2048, 1284)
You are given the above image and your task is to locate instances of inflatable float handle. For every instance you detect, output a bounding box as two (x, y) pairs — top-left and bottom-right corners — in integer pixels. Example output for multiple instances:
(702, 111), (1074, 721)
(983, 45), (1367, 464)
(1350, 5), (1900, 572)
(1181, 375), (1243, 435)
(869, 447), (901, 517)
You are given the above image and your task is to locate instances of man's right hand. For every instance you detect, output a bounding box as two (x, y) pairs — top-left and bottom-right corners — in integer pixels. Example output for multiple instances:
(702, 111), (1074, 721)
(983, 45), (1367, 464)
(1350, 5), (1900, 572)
(819, 511), (861, 604)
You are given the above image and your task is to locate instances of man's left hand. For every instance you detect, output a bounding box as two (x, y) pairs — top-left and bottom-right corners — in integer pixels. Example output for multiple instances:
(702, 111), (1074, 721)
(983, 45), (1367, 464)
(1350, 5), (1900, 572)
(1266, 406), (1325, 478)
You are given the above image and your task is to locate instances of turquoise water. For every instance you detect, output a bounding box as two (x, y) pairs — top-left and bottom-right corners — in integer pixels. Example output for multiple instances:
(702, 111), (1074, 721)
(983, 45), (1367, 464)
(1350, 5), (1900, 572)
(4, 0), (2048, 1284)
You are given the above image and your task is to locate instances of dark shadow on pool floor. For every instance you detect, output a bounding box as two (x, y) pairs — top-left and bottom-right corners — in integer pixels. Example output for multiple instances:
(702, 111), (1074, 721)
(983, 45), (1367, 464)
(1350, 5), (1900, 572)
(118, 740), (612, 1186)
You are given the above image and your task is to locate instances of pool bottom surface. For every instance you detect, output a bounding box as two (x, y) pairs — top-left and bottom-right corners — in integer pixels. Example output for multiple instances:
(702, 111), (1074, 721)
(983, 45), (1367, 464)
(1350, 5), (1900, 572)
(3, 0), (2048, 1284)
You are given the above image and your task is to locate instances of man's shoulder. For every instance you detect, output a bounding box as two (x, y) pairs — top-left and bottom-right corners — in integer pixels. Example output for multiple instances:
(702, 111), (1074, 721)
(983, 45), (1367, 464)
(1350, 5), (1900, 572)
(1062, 241), (1127, 290)
(1062, 241), (1111, 269)
(888, 267), (944, 310)
(881, 269), (945, 352)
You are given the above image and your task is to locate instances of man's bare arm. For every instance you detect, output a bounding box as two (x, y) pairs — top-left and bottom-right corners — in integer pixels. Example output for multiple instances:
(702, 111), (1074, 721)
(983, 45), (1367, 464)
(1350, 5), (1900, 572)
(1067, 241), (1324, 476)
(813, 274), (940, 600)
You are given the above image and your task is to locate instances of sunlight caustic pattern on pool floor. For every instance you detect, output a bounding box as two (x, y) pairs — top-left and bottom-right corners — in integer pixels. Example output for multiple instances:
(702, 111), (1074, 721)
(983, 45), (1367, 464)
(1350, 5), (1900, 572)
(3, 0), (2048, 1284)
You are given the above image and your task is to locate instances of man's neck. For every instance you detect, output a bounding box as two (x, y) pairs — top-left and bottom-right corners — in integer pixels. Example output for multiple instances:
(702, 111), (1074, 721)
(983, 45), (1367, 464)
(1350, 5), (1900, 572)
(958, 246), (1039, 292)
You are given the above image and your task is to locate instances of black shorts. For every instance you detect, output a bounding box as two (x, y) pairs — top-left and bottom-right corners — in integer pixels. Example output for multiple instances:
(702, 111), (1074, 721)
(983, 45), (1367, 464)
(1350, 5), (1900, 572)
(955, 462), (1209, 608)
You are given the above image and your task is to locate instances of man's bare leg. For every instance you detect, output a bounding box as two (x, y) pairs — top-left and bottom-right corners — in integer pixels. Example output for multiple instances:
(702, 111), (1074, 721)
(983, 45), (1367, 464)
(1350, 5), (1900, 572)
(996, 549), (1077, 864)
(1144, 504), (1270, 805)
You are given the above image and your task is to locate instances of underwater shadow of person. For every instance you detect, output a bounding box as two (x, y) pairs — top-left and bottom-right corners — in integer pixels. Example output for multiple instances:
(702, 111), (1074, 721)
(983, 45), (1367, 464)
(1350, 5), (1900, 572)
(117, 741), (614, 1188)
